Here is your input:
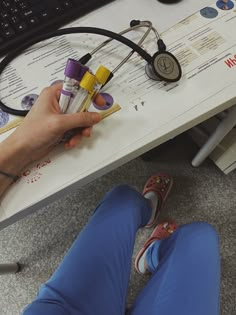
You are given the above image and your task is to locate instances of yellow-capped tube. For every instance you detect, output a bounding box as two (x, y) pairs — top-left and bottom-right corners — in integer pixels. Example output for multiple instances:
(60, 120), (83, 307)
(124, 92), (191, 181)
(95, 65), (111, 85)
(91, 65), (111, 108)
(67, 72), (97, 113)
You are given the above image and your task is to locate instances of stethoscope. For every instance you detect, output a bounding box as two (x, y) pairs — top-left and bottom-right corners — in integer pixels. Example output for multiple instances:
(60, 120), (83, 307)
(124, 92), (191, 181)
(0, 20), (182, 117)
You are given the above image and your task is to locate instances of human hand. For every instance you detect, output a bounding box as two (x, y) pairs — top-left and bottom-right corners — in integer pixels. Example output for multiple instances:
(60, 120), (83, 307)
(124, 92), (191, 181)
(6, 84), (101, 166)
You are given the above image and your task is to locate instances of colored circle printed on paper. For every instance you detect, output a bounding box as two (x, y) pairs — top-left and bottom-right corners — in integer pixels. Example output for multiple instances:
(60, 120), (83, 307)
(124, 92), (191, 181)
(93, 93), (114, 110)
(0, 109), (9, 127)
(216, 0), (234, 10)
(21, 94), (39, 110)
(200, 7), (219, 18)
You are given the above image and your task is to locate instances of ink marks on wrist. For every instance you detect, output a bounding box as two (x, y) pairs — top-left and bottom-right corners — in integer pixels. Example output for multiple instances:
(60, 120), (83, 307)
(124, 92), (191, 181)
(20, 158), (51, 184)
(0, 109), (9, 127)
(21, 94), (39, 110)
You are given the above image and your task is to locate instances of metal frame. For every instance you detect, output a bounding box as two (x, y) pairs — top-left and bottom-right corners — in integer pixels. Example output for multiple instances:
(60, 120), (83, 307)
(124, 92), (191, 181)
(192, 104), (236, 167)
(0, 263), (22, 275)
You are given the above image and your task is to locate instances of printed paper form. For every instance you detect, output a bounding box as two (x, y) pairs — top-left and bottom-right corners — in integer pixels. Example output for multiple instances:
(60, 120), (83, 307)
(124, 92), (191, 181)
(1, 1), (236, 223)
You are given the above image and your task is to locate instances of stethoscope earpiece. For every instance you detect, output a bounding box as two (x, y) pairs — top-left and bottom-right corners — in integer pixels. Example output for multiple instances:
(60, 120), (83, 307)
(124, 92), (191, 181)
(157, 39), (167, 52)
(130, 20), (141, 27)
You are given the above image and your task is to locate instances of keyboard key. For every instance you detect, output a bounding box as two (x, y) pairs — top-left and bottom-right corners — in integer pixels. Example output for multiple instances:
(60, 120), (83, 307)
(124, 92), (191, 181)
(0, 11), (9, 19)
(15, 22), (28, 32)
(17, 1), (29, 10)
(29, 4), (47, 15)
(28, 16), (39, 25)
(11, 15), (21, 24)
(61, 1), (73, 9)
(22, 9), (34, 17)
(40, 11), (51, 19)
(3, 28), (15, 38)
(0, 21), (10, 29)
(55, 6), (63, 13)
(9, 7), (19, 15)
(2, 1), (11, 9)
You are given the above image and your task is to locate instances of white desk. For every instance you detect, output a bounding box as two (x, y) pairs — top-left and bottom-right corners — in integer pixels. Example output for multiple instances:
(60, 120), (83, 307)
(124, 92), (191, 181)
(0, 0), (236, 229)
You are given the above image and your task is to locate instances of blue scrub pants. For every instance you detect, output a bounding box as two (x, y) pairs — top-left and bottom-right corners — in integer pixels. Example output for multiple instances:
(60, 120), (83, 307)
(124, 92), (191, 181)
(23, 185), (220, 315)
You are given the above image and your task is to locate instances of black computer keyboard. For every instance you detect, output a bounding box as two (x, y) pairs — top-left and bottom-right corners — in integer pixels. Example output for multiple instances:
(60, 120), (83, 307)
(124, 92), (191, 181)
(0, 0), (115, 56)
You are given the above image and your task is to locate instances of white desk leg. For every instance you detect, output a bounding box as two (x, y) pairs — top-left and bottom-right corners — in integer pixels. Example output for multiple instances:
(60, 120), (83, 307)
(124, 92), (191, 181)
(0, 263), (21, 275)
(192, 104), (236, 167)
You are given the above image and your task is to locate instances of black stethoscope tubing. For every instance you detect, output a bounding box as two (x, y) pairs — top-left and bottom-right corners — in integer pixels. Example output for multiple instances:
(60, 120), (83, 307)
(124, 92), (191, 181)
(0, 26), (155, 117)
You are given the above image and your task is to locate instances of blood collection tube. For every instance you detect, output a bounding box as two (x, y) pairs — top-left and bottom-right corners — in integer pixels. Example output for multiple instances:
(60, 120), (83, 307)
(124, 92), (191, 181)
(94, 65), (111, 94)
(59, 58), (88, 113)
(66, 72), (97, 114)
(89, 65), (111, 109)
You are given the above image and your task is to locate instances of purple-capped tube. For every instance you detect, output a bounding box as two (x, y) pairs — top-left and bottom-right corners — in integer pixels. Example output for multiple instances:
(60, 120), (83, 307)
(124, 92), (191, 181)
(59, 58), (89, 113)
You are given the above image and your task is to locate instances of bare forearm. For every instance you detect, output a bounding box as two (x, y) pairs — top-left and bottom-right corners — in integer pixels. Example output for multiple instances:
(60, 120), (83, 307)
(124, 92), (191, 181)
(0, 133), (31, 197)
(0, 84), (101, 199)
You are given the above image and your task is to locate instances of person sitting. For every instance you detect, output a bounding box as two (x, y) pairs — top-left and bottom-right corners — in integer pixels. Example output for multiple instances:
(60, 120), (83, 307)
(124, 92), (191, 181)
(0, 85), (220, 315)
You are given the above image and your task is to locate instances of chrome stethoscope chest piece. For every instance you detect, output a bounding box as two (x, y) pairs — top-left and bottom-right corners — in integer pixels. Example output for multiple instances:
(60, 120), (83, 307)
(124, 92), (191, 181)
(151, 51), (182, 82)
(145, 63), (161, 81)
